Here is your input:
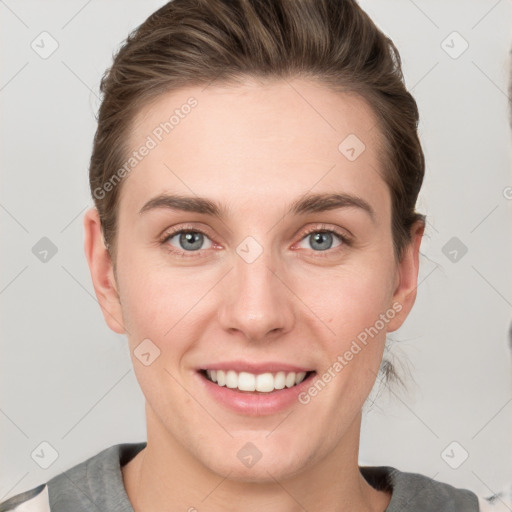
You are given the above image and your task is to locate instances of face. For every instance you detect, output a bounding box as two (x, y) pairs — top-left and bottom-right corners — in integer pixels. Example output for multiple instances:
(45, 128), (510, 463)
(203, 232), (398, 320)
(84, 78), (423, 482)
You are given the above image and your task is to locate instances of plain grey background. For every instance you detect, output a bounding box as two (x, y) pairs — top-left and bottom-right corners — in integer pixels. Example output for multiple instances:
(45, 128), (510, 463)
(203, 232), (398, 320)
(1, 0), (511, 503)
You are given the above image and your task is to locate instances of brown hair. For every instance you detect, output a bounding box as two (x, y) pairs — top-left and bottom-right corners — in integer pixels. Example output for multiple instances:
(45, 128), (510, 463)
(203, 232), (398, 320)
(89, 0), (426, 390)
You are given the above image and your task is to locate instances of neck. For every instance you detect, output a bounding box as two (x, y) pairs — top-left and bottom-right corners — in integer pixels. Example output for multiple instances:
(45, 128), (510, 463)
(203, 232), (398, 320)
(122, 406), (390, 512)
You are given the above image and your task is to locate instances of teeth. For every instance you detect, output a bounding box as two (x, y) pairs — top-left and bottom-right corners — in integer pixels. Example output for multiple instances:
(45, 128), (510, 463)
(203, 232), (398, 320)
(205, 369), (308, 392)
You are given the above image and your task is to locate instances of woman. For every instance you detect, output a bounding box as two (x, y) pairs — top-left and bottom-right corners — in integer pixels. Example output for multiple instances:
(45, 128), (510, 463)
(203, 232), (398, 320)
(0, 0), (483, 510)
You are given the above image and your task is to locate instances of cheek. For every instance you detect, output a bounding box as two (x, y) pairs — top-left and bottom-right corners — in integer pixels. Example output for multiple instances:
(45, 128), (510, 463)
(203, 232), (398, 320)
(293, 260), (395, 390)
(121, 275), (188, 343)
(297, 261), (394, 334)
(117, 250), (215, 353)
(117, 263), (204, 407)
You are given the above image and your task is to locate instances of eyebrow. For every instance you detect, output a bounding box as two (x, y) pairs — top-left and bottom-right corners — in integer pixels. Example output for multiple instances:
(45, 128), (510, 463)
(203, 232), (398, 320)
(138, 192), (376, 223)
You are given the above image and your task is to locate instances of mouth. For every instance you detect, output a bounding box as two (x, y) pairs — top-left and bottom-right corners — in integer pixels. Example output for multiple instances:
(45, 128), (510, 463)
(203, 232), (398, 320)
(198, 368), (316, 394)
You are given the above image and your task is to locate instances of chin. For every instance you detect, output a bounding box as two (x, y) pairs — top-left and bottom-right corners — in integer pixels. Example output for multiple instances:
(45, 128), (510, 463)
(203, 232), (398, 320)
(211, 460), (305, 484)
(200, 441), (315, 484)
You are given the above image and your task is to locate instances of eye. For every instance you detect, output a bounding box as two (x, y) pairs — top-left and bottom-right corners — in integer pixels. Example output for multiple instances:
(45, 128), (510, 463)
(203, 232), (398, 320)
(296, 225), (351, 253)
(160, 228), (213, 256)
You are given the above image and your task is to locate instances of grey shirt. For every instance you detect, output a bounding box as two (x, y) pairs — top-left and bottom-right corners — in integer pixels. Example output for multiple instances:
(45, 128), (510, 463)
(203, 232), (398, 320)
(0, 442), (481, 511)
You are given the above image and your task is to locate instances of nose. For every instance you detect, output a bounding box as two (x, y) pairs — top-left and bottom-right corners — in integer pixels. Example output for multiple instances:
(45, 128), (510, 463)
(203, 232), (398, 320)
(217, 246), (296, 343)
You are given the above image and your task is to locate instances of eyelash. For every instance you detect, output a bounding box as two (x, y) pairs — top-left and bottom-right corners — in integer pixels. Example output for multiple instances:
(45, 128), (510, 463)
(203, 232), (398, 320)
(159, 223), (352, 258)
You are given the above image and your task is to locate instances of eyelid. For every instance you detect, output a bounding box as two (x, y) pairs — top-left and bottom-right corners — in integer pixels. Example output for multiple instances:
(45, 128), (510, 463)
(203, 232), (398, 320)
(298, 223), (352, 242)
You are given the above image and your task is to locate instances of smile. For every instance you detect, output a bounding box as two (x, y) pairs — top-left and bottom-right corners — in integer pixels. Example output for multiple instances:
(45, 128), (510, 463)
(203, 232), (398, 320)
(195, 362), (318, 415)
(202, 369), (313, 393)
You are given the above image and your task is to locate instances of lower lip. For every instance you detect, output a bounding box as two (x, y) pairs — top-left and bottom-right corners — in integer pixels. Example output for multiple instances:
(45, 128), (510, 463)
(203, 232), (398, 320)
(195, 370), (317, 416)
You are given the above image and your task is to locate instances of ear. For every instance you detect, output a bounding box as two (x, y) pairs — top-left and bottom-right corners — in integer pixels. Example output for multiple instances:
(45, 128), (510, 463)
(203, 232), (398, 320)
(83, 207), (126, 334)
(386, 220), (425, 333)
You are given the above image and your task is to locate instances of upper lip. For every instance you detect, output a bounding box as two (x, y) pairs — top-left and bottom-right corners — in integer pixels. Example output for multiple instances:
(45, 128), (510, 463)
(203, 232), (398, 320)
(198, 361), (315, 374)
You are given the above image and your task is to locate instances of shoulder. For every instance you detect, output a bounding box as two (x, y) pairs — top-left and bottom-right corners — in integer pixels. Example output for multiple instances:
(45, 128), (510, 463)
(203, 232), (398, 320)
(360, 465), (480, 511)
(0, 442), (145, 512)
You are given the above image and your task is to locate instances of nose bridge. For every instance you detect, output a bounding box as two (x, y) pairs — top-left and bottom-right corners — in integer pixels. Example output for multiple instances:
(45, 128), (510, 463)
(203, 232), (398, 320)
(217, 235), (294, 341)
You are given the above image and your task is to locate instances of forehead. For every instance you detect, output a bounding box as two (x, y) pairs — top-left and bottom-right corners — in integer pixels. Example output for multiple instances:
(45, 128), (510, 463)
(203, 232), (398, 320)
(119, 78), (390, 220)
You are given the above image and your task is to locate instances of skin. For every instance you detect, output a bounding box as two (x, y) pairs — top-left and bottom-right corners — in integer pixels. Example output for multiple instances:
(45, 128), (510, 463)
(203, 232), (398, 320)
(83, 77), (424, 512)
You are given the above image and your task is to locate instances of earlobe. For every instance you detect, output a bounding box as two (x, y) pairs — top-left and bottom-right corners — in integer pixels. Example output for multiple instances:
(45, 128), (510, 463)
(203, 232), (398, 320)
(387, 221), (425, 333)
(83, 207), (126, 334)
